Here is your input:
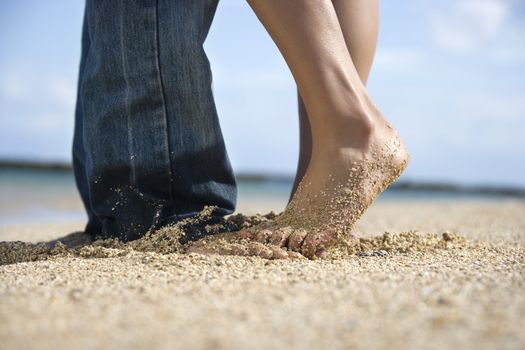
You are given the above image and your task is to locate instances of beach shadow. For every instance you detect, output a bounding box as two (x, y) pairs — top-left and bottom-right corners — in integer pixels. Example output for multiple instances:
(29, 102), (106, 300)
(0, 231), (88, 266)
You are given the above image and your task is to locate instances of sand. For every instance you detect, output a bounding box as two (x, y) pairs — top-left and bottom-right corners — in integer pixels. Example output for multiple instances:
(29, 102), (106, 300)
(1, 200), (524, 350)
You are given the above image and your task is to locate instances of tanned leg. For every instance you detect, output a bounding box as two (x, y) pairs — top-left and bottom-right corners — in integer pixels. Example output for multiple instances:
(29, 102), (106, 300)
(290, 0), (379, 200)
(244, 0), (408, 258)
(188, 0), (408, 259)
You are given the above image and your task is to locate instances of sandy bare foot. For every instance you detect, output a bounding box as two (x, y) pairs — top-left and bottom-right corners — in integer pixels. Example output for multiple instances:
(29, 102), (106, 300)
(183, 226), (360, 260)
(240, 111), (409, 258)
(184, 101), (408, 260)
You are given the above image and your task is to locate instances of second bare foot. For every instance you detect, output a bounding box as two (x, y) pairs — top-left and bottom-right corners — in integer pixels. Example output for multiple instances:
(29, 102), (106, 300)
(242, 104), (409, 258)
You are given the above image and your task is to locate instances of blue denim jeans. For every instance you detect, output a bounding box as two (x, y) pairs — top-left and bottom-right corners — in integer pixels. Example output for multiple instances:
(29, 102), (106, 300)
(73, 0), (237, 241)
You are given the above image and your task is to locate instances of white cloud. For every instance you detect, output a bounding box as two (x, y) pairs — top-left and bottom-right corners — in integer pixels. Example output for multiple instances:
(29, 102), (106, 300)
(430, 0), (510, 53)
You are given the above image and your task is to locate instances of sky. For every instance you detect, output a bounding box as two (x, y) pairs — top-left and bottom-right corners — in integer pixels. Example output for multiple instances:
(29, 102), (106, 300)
(0, 0), (524, 187)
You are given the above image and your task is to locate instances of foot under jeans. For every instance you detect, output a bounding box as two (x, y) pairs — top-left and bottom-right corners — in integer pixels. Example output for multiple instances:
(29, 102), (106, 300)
(73, 0), (236, 241)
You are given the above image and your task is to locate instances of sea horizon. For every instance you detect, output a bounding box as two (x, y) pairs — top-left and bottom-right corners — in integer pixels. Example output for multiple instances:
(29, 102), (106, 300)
(1, 160), (524, 228)
(1, 158), (525, 198)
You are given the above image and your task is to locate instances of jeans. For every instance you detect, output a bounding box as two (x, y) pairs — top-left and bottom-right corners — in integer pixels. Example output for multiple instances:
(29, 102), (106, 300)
(73, 0), (237, 241)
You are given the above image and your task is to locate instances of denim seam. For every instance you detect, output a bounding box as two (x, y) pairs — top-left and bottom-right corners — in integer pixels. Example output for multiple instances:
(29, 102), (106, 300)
(153, 0), (175, 202)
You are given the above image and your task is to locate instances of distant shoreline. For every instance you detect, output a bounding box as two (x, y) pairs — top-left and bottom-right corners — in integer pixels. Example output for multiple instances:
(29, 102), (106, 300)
(1, 159), (524, 198)
(0, 160), (72, 171)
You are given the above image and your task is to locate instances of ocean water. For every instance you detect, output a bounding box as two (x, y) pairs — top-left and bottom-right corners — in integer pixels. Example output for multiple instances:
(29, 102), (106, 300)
(0, 169), (518, 227)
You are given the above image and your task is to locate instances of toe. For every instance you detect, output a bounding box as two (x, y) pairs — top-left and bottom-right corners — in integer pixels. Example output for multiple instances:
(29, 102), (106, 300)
(287, 229), (308, 252)
(268, 246), (289, 259)
(254, 229), (273, 243)
(301, 230), (338, 259)
(287, 251), (306, 259)
(247, 242), (274, 259)
(269, 227), (292, 247)
(227, 244), (250, 256)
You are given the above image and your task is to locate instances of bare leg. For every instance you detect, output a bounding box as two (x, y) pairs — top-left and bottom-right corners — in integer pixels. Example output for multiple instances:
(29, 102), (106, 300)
(290, 0), (379, 200)
(244, 0), (408, 258)
(188, 0), (408, 259)
(333, 0), (380, 83)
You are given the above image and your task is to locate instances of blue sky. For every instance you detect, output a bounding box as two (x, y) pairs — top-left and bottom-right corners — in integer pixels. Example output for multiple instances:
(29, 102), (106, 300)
(1, 0), (524, 186)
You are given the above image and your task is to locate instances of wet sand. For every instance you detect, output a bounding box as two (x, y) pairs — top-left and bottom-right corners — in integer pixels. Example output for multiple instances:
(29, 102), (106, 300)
(1, 200), (524, 350)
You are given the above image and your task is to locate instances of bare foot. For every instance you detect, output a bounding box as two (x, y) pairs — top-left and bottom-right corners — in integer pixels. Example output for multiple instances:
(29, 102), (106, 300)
(241, 105), (409, 258)
(185, 100), (407, 260)
(239, 225), (360, 259)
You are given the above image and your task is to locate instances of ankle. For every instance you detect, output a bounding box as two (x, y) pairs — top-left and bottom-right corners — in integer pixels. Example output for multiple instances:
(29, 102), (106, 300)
(308, 82), (375, 126)
(310, 101), (376, 143)
(344, 104), (375, 136)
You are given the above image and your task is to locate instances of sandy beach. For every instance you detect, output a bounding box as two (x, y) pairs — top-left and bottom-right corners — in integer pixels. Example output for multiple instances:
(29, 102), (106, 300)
(1, 199), (524, 350)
